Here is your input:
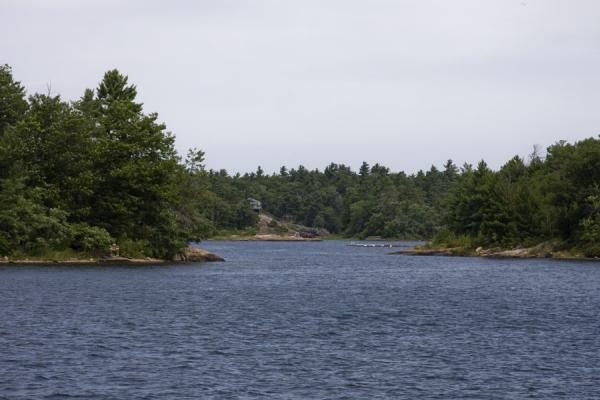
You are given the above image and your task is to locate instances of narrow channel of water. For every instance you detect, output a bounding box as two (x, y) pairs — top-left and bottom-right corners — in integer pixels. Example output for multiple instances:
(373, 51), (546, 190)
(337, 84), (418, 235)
(1, 241), (599, 399)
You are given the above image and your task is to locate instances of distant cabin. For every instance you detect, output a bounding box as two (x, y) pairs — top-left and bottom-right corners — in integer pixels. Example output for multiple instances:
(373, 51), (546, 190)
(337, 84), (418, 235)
(247, 198), (262, 213)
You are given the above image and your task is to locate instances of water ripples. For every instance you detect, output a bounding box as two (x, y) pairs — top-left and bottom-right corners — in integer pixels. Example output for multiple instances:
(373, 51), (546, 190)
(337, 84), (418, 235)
(1, 241), (599, 399)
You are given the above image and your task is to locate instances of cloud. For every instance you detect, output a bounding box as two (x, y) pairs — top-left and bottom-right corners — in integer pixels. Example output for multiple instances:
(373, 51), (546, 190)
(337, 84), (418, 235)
(2, 0), (600, 173)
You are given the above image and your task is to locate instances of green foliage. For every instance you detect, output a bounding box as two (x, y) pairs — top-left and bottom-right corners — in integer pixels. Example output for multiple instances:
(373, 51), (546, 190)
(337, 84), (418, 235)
(0, 175), (71, 256)
(185, 148), (206, 174)
(194, 160), (458, 239)
(76, 70), (183, 254)
(442, 139), (600, 252)
(430, 228), (475, 250)
(267, 219), (288, 235)
(2, 63), (599, 257)
(580, 243), (600, 258)
(117, 237), (152, 259)
(0, 65), (204, 259)
(0, 64), (27, 137)
(68, 224), (114, 256)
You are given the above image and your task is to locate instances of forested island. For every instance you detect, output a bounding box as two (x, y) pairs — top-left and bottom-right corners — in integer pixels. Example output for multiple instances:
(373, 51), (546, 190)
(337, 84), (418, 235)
(1, 64), (599, 261)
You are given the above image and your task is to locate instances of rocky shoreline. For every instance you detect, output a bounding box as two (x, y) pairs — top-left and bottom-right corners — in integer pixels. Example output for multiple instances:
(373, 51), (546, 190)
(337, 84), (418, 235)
(391, 244), (600, 262)
(0, 246), (224, 266)
(211, 234), (322, 242)
(210, 212), (326, 241)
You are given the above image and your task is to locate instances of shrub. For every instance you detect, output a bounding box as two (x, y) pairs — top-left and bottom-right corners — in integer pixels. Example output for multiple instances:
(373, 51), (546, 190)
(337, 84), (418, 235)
(582, 243), (600, 258)
(430, 227), (474, 249)
(69, 224), (114, 256)
(117, 237), (152, 258)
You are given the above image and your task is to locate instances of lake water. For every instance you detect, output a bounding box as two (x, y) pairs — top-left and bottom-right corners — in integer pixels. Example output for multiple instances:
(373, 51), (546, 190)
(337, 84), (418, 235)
(1, 240), (599, 399)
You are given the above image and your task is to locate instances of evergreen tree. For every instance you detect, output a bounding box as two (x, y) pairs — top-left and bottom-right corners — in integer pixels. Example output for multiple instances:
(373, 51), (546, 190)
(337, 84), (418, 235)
(0, 64), (27, 137)
(78, 70), (184, 258)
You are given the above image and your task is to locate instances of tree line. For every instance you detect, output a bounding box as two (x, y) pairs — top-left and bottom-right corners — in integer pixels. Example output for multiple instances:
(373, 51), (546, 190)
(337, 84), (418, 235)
(1, 65), (599, 258)
(188, 136), (600, 258)
(200, 161), (458, 239)
(0, 65), (229, 258)
(439, 139), (600, 257)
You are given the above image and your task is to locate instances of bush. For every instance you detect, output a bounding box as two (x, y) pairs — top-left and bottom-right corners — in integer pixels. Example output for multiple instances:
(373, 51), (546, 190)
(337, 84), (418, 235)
(117, 237), (152, 258)
(69, 223), (114, 256)
(0, 180), (73, 256)
(582, 243), (600, 258)
(430, 227), (474, 249)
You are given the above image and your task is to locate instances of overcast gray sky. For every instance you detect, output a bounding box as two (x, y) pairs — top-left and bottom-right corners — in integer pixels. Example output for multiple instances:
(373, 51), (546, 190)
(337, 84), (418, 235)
(2, 0), (600, 173)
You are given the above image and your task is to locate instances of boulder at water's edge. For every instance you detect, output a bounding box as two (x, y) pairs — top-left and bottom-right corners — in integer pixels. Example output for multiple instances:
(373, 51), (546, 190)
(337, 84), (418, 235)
(176, 246), (225, 262)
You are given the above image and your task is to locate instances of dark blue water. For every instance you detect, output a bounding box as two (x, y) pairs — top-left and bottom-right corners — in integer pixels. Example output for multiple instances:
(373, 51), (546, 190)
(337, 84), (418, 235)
(1, 241), (600, 399)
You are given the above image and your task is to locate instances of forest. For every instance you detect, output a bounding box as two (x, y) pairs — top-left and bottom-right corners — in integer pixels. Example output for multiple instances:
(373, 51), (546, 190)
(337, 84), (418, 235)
(1, 65), (599, 259)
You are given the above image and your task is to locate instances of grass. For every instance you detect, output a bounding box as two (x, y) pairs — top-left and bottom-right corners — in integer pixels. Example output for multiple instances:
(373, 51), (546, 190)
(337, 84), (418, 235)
(208, 227), (259, 240)
(6, 248), (96, 261)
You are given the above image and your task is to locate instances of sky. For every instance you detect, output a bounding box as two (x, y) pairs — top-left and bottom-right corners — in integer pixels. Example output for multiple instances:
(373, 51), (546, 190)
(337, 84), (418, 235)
(2, 0), (600, 174)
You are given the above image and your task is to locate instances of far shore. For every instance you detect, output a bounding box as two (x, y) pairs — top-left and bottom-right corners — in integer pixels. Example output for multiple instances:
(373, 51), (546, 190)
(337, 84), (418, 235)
(207, 234), (323, 242)
(207, 235), (423, 242)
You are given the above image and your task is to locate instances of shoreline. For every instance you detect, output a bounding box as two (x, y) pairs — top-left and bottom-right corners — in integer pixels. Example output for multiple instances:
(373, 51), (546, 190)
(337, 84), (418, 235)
(207, 236), (422, 242)
(0, 247), (224, 266)
(390, 246), (600, 262)
(207, 234), (323, 242)
(0, 258), (169, 266)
